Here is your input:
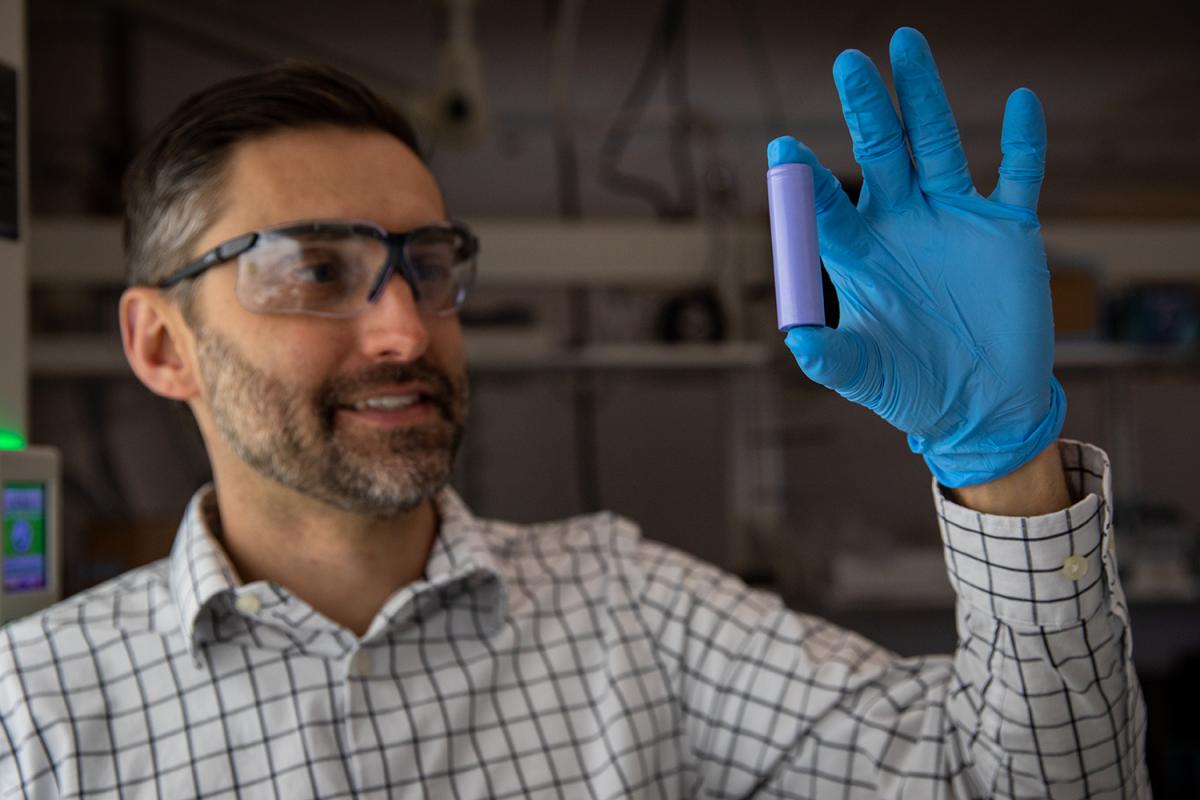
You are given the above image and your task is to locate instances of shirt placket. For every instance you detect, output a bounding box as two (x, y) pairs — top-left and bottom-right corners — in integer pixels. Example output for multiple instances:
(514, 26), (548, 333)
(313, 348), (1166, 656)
(339, 581), (450, 798)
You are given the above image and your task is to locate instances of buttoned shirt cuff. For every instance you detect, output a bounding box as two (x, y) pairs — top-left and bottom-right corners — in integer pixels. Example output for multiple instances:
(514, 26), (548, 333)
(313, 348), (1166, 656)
(933, 440), (1117, 629)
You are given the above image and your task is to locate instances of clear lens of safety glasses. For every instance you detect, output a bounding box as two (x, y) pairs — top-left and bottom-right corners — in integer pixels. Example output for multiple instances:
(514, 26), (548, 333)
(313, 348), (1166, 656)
(399, 227), (477, 316)
(234, 223), (476, 318)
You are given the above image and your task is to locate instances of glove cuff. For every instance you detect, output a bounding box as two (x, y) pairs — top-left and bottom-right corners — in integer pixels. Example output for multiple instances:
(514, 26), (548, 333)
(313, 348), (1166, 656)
(911, 376), (1068, 489)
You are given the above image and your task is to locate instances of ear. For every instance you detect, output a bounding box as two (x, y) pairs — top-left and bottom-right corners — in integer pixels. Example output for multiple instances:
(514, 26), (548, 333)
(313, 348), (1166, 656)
(119, 288), (202, 401)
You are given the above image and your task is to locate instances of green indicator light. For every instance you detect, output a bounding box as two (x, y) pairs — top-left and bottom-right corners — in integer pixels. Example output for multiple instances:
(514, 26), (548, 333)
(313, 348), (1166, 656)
(0, 430), (26, 450)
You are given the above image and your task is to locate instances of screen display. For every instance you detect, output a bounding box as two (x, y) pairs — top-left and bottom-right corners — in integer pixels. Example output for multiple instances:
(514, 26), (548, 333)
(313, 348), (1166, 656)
(4, 482), (47, 592)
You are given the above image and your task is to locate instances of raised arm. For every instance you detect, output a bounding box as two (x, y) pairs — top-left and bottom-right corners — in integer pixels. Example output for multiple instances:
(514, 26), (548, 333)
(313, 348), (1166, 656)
(736, 25), (1150, 797)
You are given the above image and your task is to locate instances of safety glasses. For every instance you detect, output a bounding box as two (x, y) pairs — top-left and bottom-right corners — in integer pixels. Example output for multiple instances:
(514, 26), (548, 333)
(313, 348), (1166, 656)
(156, 219), (479, 318)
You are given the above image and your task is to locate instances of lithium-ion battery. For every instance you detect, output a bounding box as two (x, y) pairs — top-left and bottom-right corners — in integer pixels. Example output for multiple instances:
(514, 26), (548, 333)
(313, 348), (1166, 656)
(767, 163), (825, 330)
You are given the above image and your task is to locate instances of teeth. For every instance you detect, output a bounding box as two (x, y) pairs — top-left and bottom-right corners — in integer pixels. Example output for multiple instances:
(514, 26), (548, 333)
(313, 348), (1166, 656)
(351, 395), (420, 411)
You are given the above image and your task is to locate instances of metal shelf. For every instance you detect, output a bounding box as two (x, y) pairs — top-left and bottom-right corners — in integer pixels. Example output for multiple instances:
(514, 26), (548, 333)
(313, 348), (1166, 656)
(29, 335), (1199, 378)
(466, 341), (772, 372)
(1054, 341), (1200, 370)
(28, 334), (774, 377)
(29, 335), (128, 377)
(29, 216), (770, 288)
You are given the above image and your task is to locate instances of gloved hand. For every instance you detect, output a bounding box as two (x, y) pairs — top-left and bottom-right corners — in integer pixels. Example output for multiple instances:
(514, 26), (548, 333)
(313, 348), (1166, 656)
(770, 27), (1065, 488)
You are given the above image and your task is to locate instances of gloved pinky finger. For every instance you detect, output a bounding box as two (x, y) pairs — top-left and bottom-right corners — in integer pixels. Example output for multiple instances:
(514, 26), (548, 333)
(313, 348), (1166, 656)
(990, 88), (1046, 211)
(784, 325), (869, 395)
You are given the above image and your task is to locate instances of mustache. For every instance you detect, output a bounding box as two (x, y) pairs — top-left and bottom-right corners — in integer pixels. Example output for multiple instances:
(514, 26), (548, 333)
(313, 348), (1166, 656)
(316, 360), (463, 421)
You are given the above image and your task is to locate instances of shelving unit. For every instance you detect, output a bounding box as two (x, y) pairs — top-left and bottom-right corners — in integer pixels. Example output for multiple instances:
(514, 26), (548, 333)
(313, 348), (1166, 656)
(31, 334), (1200, 377)
(26, 215), (1200, 606)
(28, 334), (774, 376)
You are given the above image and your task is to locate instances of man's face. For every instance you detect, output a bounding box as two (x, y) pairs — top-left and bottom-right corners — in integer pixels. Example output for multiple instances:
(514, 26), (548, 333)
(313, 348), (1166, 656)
(184, 126), (468, 516)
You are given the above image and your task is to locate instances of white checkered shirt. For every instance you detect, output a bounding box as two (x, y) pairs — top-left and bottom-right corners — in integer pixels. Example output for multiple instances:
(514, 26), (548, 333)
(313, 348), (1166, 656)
(1, 441), (1148, 798)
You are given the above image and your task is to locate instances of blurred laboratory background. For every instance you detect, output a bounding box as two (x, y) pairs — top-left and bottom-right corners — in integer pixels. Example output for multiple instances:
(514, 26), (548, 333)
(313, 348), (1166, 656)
(6, 0), (1200, 793)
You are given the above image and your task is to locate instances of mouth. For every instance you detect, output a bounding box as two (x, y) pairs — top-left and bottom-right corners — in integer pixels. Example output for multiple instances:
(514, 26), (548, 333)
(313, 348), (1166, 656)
(347, 394), (424, 412)
(317, 360), (463, 436)
(335, 387), (445, 427)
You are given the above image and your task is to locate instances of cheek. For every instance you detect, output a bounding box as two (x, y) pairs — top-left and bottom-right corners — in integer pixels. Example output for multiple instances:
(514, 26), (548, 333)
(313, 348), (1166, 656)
(219, 317), (348, 396)
(196, 271), (333, 380)
(271, 331), (349, 385)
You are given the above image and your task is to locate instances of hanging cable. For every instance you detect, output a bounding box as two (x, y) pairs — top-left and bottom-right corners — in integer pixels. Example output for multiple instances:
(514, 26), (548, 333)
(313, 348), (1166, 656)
(665, 0), (697, 218)
(735, 0), (787, 137)
(546, 0), (585, 218)
(597, 0), (694, 218)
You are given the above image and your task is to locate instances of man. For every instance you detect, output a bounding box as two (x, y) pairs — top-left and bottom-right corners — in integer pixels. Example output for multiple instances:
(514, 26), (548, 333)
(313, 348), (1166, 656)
(1, 27), (1148, 799)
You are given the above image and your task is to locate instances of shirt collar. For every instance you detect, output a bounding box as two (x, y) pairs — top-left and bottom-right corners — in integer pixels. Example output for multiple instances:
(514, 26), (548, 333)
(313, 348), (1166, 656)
(168, 487), (243, 660)
(168, 484), (508, 662)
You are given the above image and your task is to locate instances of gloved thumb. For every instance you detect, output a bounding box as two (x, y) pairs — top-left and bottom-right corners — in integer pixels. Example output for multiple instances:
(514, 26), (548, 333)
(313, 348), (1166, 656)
(784, 325), (870, 395)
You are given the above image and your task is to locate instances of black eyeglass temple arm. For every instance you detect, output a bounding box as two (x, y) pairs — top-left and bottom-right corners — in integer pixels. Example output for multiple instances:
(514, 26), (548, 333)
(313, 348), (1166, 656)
(157, 232), (259, 289)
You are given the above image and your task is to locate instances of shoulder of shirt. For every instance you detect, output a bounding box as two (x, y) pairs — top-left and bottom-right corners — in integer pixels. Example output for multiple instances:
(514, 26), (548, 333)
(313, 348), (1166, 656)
(0, 557), (175, 653)
(0, 560), (174, 766)
(478, 506), (773, 615)
(472, 508), (640, 570)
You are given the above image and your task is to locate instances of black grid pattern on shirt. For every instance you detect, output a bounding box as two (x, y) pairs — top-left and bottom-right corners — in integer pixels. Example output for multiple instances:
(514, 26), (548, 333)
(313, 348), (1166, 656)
(2, 442), (1149, 798)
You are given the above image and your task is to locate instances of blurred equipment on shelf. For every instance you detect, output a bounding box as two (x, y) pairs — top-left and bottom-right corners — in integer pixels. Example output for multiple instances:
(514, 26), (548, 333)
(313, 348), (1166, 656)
(1108, 283), (1200, 345)
(0, 447), (61, 624)
(656, 287), (725, 343)
(1049, 263), (1102, 338)
(459, 298), (551, 353)
(1117, 503), (1200, 602)
(431, 0), (490, 148)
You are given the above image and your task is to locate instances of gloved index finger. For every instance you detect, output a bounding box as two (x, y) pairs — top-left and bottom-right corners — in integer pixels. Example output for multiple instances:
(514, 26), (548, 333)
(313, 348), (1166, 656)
(889, 27), (975, 197)
(832, 49), (915, 208)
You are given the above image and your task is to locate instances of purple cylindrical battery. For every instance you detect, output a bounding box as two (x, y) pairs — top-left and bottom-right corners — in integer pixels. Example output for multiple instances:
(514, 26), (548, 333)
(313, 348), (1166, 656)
(767, 163), (825, 330)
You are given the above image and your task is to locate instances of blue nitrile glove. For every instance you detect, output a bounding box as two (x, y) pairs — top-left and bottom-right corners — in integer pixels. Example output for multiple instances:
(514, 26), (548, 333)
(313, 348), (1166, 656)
(769, 27), (1065, 488)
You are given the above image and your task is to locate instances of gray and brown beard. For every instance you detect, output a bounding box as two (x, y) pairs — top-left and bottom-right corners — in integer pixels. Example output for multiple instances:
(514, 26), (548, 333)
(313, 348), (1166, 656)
(195, 326), (468, 517)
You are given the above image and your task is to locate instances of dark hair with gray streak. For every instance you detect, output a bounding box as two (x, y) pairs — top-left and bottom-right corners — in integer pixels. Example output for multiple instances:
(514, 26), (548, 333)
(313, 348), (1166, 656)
(121, 61), (423, 312)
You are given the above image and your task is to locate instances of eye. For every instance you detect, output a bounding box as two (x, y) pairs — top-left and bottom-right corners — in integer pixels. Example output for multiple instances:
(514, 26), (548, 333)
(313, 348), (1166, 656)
(295, 260), (339, 284)
(279, 246), (356, 286)
(412, 259), (450, 283)
(407, 243), (456, 281)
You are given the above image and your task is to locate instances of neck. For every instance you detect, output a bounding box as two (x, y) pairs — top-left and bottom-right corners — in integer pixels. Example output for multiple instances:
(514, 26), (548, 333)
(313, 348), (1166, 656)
(208, 459), (438, 638)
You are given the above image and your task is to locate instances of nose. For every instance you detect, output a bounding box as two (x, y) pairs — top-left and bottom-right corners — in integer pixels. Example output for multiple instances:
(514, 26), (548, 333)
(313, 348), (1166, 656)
(356, 269), (430, 362)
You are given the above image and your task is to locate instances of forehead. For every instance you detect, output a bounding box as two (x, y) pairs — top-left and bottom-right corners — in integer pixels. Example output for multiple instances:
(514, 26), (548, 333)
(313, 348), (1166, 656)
(216, 126), (445, 233)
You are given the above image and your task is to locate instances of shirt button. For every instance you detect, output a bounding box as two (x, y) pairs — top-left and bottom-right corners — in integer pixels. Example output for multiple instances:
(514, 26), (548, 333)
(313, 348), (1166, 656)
(352, 650), (374, 676)
(235, 593), (262, 615)
(1061, 555), (1089, 581)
